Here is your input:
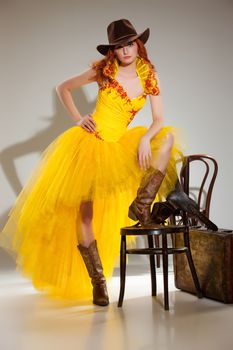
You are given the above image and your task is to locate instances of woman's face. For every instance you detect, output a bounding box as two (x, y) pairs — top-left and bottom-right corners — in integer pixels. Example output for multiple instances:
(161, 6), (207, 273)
(113, 40), (138, 65)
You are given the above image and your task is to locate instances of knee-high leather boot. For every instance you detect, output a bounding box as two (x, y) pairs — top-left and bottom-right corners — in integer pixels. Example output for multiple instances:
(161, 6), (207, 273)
(77, 240), (109, 306)
(128, 166), (165, 226)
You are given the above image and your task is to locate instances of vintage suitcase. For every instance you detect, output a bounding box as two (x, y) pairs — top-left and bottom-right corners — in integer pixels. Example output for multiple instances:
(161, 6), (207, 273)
(173, 228), (233, 303)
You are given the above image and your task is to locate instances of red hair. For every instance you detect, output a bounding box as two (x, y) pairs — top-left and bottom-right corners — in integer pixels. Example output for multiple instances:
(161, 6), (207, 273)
(89, 38), (157, 87)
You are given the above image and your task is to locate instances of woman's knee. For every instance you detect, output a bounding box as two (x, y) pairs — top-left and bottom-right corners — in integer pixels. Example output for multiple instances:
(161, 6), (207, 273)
(162, 132), (174, 151)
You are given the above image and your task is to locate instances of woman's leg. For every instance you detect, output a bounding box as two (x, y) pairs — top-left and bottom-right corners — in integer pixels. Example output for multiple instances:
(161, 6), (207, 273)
(150, 132), (175, 173)
(77, 200), (109, 306)
(78, 200), (95, 247)
(128, 132), (175, 225)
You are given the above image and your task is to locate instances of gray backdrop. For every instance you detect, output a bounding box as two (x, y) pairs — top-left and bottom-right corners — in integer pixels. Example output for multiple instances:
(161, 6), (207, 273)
(1, 0), (233, 241)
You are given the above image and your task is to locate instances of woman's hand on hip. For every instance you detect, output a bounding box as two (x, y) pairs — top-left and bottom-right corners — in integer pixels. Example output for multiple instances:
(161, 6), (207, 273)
(76, 114), (96, 133)
(137, 135), (152, 171)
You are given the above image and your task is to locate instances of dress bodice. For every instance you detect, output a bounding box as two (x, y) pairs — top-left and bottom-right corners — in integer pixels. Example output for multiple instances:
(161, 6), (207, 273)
(91, 56), (160, 142)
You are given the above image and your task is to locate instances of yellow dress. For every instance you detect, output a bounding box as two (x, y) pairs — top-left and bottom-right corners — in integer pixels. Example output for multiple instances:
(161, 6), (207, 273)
(0, 56), (184, 300)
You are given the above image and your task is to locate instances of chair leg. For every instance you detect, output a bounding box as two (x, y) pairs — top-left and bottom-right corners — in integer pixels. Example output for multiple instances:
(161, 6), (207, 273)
(147, 235), (157, 296)
(162, 233), (169, 310)
(118, 235), (127, 307)
(154, 236), (161, 268)
(183, 231), (203, 298)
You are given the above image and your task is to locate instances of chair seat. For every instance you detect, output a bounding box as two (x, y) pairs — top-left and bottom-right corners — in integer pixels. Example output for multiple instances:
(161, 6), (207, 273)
(120, 223), (187, 235)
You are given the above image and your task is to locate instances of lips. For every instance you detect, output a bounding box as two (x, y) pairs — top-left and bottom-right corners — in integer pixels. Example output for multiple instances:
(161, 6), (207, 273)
(124, 56), (131, 59)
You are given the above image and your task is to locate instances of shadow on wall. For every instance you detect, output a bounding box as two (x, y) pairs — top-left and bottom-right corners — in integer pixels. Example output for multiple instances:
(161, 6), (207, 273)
(1, 88), (96, 195)
(0, 87), (96, 271)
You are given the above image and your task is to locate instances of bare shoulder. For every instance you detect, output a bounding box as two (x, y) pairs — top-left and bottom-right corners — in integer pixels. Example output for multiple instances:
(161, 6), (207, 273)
(56, 67), (97, 91)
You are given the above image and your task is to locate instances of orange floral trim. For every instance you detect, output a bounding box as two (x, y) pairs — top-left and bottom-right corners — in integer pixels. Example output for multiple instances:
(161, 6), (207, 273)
(144, 67), (160, 96)
(102, 56), (160, 99)
(109, 80), (129, 100)
(93, 130), (104, 141)
(102, 61), (132, 103)
(103, 59), (116, 78)
(127, 108), (138, 125)
(99, 79), (131, 103)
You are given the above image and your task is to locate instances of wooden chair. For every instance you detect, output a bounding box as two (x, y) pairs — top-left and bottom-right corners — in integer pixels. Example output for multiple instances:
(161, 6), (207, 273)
(179, 154), (218, 224)
(152, 154), (218, 267)
(117, 154), (217, 310)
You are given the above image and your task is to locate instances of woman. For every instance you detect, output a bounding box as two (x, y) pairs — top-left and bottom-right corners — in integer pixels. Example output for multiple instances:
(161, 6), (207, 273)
(0, 19), (214, 307)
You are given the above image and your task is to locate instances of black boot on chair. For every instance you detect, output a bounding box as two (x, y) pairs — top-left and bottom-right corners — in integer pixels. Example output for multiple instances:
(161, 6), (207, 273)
(159, 179), (218, 231)
(151, 201), (180, 224)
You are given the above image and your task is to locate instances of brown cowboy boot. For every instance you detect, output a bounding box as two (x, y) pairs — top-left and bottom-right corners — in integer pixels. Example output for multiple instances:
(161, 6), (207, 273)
(77, 240), (109, 306)
(128, 166), (165, 226)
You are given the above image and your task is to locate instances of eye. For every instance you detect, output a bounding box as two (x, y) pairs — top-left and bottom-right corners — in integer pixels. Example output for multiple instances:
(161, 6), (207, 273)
(128, 41), (134, 46)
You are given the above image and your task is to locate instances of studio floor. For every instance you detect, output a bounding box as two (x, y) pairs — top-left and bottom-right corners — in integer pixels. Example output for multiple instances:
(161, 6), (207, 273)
(0, 258), (233, 350)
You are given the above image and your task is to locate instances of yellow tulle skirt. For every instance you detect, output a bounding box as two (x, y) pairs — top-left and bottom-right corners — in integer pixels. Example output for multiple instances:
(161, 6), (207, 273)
(0, 124), (185, 300)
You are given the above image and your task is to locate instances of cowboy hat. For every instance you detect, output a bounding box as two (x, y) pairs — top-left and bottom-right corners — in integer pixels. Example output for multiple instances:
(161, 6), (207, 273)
(96, 19), (150, 56)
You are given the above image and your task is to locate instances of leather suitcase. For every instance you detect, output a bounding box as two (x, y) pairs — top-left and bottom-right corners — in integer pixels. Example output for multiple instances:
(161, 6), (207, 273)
(173, 228), (233, 303)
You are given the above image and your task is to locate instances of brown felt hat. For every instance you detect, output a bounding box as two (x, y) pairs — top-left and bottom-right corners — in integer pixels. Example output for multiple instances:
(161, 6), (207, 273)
(96, 19), (150, 56)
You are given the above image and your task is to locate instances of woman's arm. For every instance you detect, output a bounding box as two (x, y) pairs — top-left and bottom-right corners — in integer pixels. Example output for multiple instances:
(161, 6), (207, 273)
(142, 74), (164, 141)
(137, 73), (164, 170)
(56, 67), (97, 123)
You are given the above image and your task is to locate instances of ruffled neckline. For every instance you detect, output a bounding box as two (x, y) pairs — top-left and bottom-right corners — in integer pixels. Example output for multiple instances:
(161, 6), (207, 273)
(103, 56), (148, 78)
(102, 55), (160, 102)
(103, 56), (150, 101)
